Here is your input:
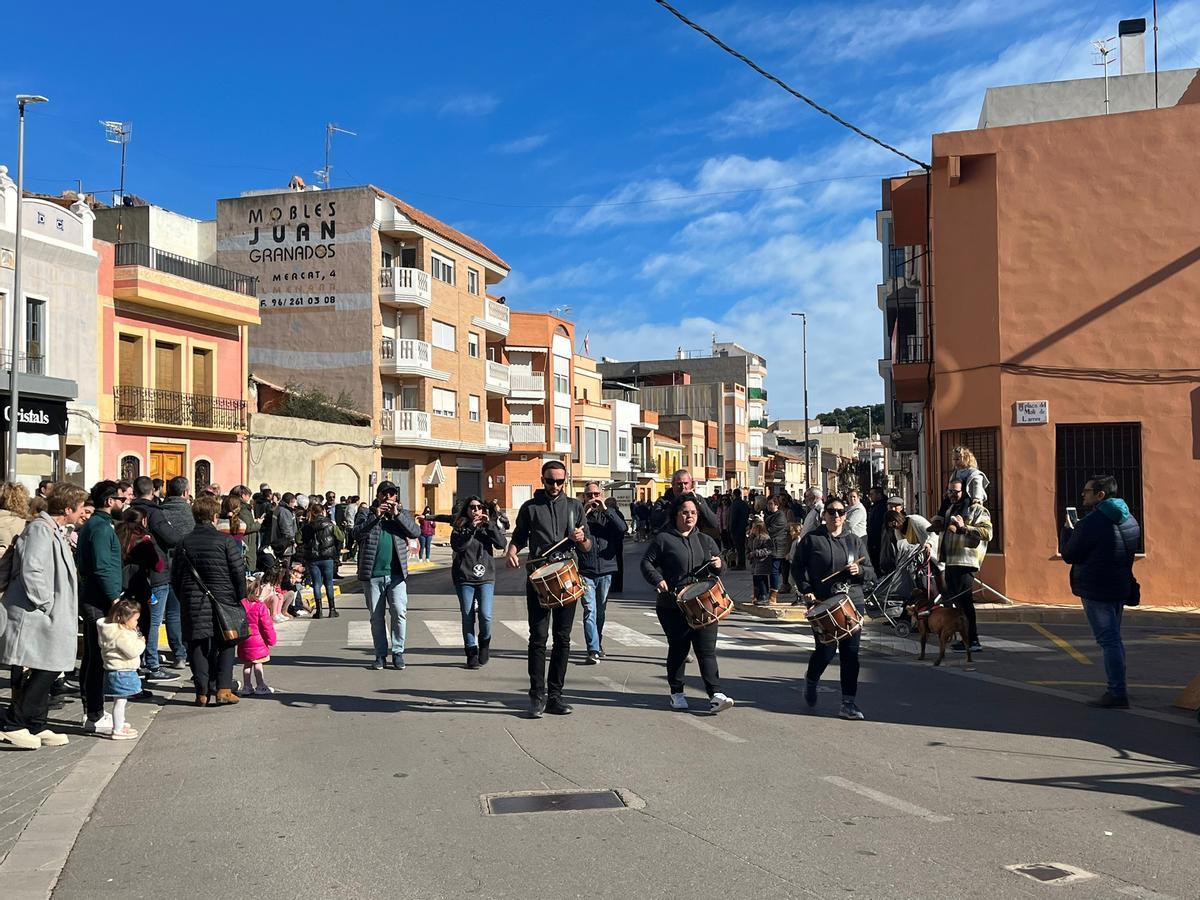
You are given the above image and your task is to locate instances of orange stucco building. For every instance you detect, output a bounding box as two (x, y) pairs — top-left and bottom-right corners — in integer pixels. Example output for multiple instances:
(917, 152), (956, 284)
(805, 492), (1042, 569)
(881, 83), (1200, 606)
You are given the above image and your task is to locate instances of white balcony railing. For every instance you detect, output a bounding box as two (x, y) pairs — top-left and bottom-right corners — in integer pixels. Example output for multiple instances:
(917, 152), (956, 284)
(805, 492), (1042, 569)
(482, 298), (510, 332)
(485, 360), (510, 393)
(381, 337), (434, 373)
(486, 421), (510, 450)
(509, 371), (545, 394)
(380, 408), (431, 440)
(379, 267), (432, 307)
(510, 423), (546, 444)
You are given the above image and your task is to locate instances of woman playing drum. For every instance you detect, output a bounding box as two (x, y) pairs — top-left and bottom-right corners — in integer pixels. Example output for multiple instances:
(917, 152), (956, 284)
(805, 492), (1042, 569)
(640, 496), (735, 715)
(792, 497), (876, 720)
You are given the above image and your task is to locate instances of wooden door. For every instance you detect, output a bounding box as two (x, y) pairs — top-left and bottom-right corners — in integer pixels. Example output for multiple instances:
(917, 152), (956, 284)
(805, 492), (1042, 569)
(150, 446), (185, 486)
(118, 335), (143, 419)
(192, 348), (213, 427)
(154, 341), (182, 424)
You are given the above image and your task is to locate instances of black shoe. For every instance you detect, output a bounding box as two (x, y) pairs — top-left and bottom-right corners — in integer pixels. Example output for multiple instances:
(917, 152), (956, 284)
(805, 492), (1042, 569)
(546, 698), (573, 715)
(144, 668), (181, 684)
(1087, 691), (1130, 709)
(49, 679), (73, 697)
(527, 696), (546, 719)
(582, 652), (600, 665)
(330, 608), (340, 618)
(313, 609), (323, 620)
(391, 654), (406, 671)
(168, 657), (188, 670)
(478, 639), (490, 666)
(372, 659), (385, 670)
(466, 648), (481, 670)
(132, 689), (154, 701)
(804, 679), (818, 709)
(951, 641), (967, 653)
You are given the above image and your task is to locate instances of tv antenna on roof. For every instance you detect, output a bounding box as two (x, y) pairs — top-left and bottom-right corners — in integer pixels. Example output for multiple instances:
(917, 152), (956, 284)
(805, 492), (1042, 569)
(1091, 37), (1117, 115)
(315, 122), (357, 189)
(100, 120), (132, 240)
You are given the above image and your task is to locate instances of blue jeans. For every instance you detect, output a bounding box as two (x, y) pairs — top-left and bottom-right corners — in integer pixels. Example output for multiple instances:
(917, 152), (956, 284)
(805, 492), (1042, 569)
(581, 574), (612, 653)
(769, 557), (783, 591)
(456, 582), (495, 648)
(309, 559), (336, 611)
(752, 574), (770, 602)
(1082, 597), (1126, 698)
(141, 584), (170, 670)
(364, 574), (408, 661)
(419, 534), (433, 560)
(164, 586), (186, 662)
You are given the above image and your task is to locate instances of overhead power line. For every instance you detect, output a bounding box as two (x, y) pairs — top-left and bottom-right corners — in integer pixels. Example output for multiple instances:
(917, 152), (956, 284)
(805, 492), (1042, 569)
(652, 0), (930, 171)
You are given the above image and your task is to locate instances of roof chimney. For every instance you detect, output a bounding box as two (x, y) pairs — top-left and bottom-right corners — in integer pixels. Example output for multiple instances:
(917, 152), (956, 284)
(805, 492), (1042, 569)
(1119, 18), (1146, 75)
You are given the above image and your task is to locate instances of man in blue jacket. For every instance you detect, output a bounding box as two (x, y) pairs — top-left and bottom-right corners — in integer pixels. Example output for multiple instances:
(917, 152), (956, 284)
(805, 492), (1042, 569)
(1060, 475), (1141, 709)
(577, 482), (627, 664)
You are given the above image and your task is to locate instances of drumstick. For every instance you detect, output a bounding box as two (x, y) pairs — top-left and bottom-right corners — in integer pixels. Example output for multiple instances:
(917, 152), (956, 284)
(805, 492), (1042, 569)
(820, 556), (866, 584)
(539, 536), (571, 559)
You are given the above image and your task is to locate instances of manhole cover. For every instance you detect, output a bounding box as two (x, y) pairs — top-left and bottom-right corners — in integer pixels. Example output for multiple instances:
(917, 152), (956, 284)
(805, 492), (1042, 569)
(482, 789), (631, 815)
(1005, 863), (1095, 885)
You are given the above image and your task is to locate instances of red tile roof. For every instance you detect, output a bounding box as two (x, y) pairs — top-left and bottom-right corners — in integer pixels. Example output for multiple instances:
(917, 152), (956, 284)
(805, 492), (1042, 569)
(371, 186), (509, 271)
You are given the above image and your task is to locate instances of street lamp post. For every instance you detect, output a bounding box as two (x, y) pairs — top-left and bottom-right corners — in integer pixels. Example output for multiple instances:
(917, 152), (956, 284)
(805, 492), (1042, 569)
(791, 312), (810, 489)
(7, 94), (49, 483)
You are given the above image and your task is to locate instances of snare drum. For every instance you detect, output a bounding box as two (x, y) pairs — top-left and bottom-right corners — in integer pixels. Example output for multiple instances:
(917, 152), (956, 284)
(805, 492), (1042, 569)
(676, 577), (733, 629)
(529, 558), (584, 609)
(805, 593), (863, 645)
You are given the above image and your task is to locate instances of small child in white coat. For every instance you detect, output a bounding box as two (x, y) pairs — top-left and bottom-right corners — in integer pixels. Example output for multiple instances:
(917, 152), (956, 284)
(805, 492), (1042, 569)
(97, 599), (146, 740)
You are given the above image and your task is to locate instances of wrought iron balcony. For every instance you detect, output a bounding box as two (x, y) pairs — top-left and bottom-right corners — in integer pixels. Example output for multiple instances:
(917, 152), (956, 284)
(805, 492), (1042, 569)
(114, 386), (246, 430)
(2, 351), (45, 376)
(114, 243), (257, 297)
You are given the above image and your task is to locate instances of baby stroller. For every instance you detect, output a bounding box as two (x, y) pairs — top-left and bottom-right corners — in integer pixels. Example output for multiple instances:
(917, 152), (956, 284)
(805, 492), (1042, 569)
(865, 542), (941, 636)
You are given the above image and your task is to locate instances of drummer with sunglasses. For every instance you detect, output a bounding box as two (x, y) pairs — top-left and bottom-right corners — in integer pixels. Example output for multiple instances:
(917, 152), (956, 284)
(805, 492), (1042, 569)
(640, 495), (735, 715)
(791, 497), (876, 720)
(506, 460), (592, 719)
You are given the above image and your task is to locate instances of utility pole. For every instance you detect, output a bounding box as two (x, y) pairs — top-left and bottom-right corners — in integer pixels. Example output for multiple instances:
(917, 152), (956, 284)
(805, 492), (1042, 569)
(315, 122), (357, 188)
(1092, 37), (1117, 114)
(101, 120), (132, 243)
(9, 94), (49, 482)
(791, 312), (810, 489)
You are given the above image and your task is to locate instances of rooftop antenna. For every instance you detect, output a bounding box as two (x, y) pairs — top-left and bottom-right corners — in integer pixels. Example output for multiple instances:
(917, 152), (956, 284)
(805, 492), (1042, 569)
(1153, 0), (1159, 108)
(100, 120), (132, 241)
(315, 122), (356, 188)
(550, 305), (572, 317)
(1091, 37), (1117, 115)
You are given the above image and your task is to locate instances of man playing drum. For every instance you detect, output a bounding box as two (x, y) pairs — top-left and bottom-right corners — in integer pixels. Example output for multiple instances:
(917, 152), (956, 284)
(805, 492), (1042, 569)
(792, 498), (876, 721)
(506, 460), (592, 719)
(640, 495), (735, 715)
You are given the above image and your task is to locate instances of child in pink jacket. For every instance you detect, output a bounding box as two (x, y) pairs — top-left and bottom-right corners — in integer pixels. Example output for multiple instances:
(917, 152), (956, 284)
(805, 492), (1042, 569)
(238, 577), (278, 695)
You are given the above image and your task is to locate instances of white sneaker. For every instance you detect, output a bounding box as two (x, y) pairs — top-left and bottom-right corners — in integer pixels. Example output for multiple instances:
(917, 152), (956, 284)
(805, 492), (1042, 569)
(272, 614), (287, 623)
(708, 693), (735, 715)
(33, 729), (69, 747)
(254, 685), (276, 695)
(669, 692), (689, 711)
(83, 713), (113, 736)
(1, 728), (41, 750)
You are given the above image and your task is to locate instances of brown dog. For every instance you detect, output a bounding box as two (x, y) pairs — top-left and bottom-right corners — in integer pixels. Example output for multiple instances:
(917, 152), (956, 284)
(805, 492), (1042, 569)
(905, 589), (972, 666)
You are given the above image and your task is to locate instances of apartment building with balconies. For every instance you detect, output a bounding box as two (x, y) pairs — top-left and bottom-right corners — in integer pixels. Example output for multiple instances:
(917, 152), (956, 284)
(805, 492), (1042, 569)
(215, 184), (511, 512)
(94, 204), (259, 488)
(484, 311), (574, 512)
(0, 173), (100, 490)
(658, 416), (719, 495)
(570, 354), (613, 496)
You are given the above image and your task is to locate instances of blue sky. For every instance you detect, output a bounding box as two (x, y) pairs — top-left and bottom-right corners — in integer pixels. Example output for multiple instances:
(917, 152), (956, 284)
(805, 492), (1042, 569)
(6, 1), (1200, 417)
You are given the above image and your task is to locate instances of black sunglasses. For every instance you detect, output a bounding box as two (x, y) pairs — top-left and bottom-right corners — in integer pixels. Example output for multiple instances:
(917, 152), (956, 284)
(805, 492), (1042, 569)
(466, 504), (484, 510)
(825, 508), (847, 517)
(542, 478), (566, 486)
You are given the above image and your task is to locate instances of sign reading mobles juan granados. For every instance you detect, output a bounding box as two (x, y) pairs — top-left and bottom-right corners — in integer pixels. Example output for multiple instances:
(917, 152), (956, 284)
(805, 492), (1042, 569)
(0, 395), (69, 434)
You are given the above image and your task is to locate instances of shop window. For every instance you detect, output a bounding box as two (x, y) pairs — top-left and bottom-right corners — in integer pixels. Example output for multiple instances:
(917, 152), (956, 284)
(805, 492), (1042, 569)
(1055, 423), (1143, 553)
(939, 426), (1003, 552)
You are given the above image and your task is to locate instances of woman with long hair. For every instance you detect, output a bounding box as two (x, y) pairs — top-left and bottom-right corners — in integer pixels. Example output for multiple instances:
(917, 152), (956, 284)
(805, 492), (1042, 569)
(300, 503), (343, 619)
(450, 496), (506, 668)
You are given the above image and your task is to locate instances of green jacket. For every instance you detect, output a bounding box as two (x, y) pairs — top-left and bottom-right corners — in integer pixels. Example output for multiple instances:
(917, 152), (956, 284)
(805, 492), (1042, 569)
(77, 509), (124, 612)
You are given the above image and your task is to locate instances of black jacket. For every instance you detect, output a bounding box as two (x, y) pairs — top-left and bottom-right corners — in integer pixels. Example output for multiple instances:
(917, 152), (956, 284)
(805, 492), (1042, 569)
(578, 507), (627, 578)
(131, 496), (182, 587)
(158, 495), (196, 563)
(649, 492), (719, 535)
(170, 523), (247, 643)
(791, 525), (875, 607)
(450, 520), (506, 585)
(729, 498), (750, 537)
(301, 515), (341, 562)
(1059, 499), (1141, 604)
(640, 528), (721, 593)
(765, 510), (791, 558)
(866, 500), (888, 559)
(510, 490), (589, 560)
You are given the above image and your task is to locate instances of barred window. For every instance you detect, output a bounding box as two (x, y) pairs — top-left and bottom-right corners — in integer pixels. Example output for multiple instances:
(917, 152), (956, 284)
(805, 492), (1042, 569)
(194, 459), (212, 493)
(120, 455), (140, 482)
(1055, 423), (1144, 553)
(939, 427), (1003, 552)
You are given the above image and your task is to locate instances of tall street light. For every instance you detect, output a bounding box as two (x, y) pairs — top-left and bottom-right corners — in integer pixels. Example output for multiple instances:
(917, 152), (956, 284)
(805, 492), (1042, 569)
(790, 312), (811, 489)
(8, 94), (49, 483)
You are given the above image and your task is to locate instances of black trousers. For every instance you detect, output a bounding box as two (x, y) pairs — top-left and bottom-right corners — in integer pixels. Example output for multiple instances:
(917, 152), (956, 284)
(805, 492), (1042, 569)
(806, 630), (861, 698)
(526, 584), (576, 701)
(735, 533), (747, 569)
(80, 604), (107, 720)
(188, 636), (237, 698)
(1, 668), (56, 734)
(944, 565), (979, 643)
(655, 599), (721, 696)
(611, 539), (624, 593)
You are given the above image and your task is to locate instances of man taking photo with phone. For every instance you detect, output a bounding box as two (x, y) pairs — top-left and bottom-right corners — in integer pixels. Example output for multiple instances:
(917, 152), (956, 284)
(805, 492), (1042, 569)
(354, 482), (421, 671)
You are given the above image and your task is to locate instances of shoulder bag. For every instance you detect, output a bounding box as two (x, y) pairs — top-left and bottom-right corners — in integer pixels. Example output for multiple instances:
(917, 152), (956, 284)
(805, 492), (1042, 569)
(1118, 525), (1140, 607)
(181, 548), (249, 641)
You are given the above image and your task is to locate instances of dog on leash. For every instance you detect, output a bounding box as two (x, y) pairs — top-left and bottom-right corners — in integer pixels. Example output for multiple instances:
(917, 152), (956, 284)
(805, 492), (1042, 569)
(904, 588), (972, 666)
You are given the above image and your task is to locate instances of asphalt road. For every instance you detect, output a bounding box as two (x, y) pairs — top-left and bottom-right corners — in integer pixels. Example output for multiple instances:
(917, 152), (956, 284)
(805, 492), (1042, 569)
(54, 547), (1200, 899)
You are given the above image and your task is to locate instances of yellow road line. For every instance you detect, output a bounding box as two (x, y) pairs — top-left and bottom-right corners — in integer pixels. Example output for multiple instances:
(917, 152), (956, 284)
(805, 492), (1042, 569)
(1029, 623), (1092, 665)
(1028, 680), (1186, 690)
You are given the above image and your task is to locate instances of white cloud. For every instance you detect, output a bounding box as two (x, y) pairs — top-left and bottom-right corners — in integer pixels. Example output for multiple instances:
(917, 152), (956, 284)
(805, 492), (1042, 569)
(438, 92), (500, 117)
(492, 133), (550, 154)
